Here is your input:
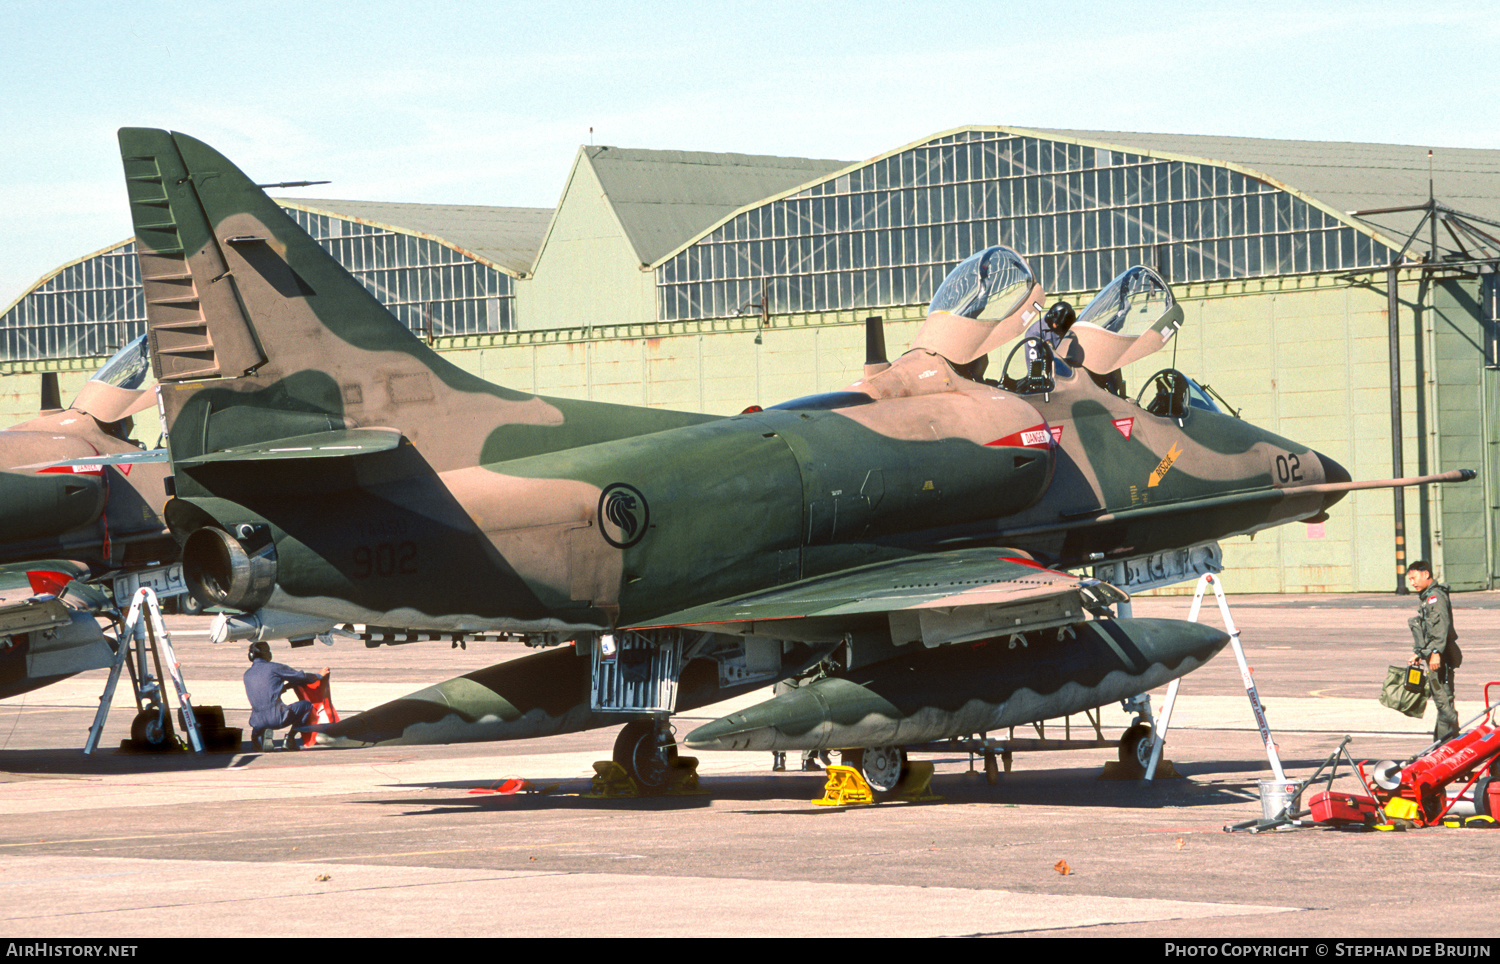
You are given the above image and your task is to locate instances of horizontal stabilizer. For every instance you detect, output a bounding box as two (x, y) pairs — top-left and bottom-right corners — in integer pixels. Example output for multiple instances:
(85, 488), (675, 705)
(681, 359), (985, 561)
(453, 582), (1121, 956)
(175, 428), (405, 466)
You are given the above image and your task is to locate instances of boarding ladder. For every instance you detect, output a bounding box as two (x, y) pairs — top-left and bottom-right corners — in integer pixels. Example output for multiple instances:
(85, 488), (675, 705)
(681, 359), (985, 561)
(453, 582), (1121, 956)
(84, 587), (203, 754)
(1138, 572), (1285, 782)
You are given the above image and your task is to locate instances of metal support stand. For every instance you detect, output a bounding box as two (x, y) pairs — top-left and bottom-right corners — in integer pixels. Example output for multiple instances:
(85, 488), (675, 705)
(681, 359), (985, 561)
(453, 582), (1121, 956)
(1184, 572), (1285, 781)
(1144, 678), (1181, 783)
(84, 588), (203, 754)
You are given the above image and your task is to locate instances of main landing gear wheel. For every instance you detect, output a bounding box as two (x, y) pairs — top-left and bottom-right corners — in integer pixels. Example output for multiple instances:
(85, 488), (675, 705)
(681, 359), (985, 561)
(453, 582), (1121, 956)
(1118, 723), (1155, 777)
(842, 746), (908, 794)
(176, 594), (206, 616)
(613, 720), (678, 794)
(130, 707), (175, 751)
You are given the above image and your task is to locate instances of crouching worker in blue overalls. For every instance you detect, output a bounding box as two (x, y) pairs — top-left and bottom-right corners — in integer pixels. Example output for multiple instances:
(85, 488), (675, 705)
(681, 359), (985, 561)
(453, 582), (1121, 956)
(245, 641), (330, 751)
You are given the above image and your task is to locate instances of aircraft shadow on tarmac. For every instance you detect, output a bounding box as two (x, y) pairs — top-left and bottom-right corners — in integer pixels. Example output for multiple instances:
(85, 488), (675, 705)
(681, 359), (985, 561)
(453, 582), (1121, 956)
(354, 757), (1298, 817)
(0, 744), (333, 777)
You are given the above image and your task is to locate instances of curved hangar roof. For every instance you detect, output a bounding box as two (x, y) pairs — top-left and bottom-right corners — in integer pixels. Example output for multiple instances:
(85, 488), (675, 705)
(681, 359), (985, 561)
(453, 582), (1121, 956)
(1030, 127), (1500, 248)
(658, 125), (1500, 268)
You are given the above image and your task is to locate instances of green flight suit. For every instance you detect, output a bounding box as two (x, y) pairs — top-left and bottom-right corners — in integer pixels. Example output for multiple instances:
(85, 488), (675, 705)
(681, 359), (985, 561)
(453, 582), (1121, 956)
(1409, 582), (1459, 742)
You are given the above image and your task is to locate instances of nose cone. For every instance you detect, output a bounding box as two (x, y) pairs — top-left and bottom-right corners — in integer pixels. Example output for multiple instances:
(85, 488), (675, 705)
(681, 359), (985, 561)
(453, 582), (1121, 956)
(1118, 618), (1232, 669)
(1314, 449), (1352, 510)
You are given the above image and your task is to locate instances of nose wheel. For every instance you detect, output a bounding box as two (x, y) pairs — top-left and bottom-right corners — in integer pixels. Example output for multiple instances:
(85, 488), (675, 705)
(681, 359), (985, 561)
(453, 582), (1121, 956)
(129, 706), (175, 751)
(1118, 723), (1155, 777)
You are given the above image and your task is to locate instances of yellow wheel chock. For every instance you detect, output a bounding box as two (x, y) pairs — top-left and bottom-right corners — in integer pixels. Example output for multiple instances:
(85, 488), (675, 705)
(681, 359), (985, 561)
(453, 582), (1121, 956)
(814, 765), (875, 806)
(814, 761), (941, 806)
(584, 757), (703, 798)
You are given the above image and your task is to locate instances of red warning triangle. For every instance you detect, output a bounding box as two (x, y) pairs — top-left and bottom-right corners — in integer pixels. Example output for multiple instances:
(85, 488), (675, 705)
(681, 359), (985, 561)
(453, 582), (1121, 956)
(1049, 426), (1064, 444)
(1112, 418), (1134, 439)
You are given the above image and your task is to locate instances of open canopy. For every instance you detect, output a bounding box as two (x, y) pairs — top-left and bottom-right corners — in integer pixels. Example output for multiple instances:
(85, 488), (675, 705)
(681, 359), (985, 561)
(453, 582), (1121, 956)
(909, 246), (1045, 364)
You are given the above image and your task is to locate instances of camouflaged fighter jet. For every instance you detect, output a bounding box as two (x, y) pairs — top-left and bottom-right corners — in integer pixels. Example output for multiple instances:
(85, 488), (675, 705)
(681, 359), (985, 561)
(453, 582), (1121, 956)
(0, 335), (180, 698)
(116, 129), (1468, 790)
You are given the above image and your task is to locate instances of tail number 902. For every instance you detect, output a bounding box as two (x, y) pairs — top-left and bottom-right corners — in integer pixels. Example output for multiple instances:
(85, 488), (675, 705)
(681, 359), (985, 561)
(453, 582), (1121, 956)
(353, 541), (418, 578)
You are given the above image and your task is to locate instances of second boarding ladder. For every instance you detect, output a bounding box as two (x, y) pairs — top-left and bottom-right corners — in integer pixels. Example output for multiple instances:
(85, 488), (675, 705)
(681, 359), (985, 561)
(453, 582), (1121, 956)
(84, 587), (203, 754)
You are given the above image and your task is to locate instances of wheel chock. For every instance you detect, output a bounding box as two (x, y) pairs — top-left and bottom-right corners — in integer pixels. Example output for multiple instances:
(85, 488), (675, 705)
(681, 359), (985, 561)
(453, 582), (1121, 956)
(814, 765), (875, 806)
(583, 757), (703, 798)
(585, 761), (637, 798)
(665, 756), (702, 795)
(890, 761), (940, 801)
(814, 762), (941, 805)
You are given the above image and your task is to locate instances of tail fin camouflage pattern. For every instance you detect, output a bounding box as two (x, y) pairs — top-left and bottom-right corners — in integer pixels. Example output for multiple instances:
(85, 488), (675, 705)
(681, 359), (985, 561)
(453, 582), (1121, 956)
(118, 129), (712, 472)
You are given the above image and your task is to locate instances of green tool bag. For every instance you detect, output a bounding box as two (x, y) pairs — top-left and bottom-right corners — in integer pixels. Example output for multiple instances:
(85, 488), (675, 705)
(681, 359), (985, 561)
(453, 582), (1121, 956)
(1380, 664), (1428, 718)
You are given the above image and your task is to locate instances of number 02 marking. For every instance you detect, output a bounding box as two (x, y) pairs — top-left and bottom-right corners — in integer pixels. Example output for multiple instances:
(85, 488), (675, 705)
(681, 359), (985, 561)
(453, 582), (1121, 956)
(1275, 454), (1303, 484)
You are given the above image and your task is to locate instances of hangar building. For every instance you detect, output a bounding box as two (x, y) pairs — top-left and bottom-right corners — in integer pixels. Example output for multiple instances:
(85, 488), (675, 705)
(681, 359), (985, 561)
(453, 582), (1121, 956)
(4, 126), (1498, 593)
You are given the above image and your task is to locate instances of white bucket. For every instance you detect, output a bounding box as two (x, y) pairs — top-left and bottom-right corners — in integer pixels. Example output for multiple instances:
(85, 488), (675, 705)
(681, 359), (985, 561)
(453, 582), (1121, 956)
(1259, 778), (1301, 821)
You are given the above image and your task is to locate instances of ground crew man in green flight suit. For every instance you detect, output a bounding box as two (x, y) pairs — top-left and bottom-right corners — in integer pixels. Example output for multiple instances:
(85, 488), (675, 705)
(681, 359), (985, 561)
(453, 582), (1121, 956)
(1406, 560), (1461, 743)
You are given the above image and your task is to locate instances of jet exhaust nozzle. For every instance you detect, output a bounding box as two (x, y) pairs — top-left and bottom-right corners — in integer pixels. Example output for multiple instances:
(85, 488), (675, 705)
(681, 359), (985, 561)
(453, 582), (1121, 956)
(182, 524), (277, 612)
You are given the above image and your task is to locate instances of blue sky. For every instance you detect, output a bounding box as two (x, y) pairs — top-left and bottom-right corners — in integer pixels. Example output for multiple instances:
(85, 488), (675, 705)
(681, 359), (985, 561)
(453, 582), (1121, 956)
(1, 0), (1494, 305)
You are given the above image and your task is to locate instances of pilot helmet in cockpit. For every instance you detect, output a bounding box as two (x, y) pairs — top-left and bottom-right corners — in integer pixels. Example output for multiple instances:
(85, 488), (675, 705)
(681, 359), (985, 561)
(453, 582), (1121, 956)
(1042, 301), (1076, 337)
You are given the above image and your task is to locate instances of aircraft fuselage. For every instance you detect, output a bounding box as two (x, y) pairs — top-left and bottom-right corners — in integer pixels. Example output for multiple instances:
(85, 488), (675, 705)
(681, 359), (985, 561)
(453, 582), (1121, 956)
(174, 352), (1342, 637)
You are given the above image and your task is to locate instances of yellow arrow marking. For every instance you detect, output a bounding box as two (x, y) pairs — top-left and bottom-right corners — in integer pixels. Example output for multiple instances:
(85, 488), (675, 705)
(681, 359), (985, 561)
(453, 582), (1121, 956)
(1147, 443), (1183, 488)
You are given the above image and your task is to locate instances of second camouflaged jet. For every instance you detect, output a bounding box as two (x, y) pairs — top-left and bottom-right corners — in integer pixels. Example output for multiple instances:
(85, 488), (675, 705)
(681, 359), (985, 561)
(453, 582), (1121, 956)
(0, 335), (180, 698)
(117, 129), (1468, 789)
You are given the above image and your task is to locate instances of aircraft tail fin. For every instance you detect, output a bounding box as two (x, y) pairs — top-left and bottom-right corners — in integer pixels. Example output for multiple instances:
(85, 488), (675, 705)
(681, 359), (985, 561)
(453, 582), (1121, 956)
(119, 129), (273, 383)
(117, 129), (711, 470)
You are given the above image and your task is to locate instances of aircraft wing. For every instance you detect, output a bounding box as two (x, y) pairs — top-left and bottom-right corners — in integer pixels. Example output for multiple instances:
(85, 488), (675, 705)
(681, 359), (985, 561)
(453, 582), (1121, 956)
(628, 549), (1125, 646)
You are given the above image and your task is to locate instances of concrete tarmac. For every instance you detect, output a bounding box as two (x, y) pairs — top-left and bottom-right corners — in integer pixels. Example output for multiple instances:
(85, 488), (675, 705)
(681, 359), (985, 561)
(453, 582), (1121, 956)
(1, 591), (1498, 939)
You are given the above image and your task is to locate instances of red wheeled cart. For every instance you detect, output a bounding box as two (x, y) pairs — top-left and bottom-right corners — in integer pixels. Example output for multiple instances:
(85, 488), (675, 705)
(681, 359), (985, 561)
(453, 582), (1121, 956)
(1306, 681), (1500, 828)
